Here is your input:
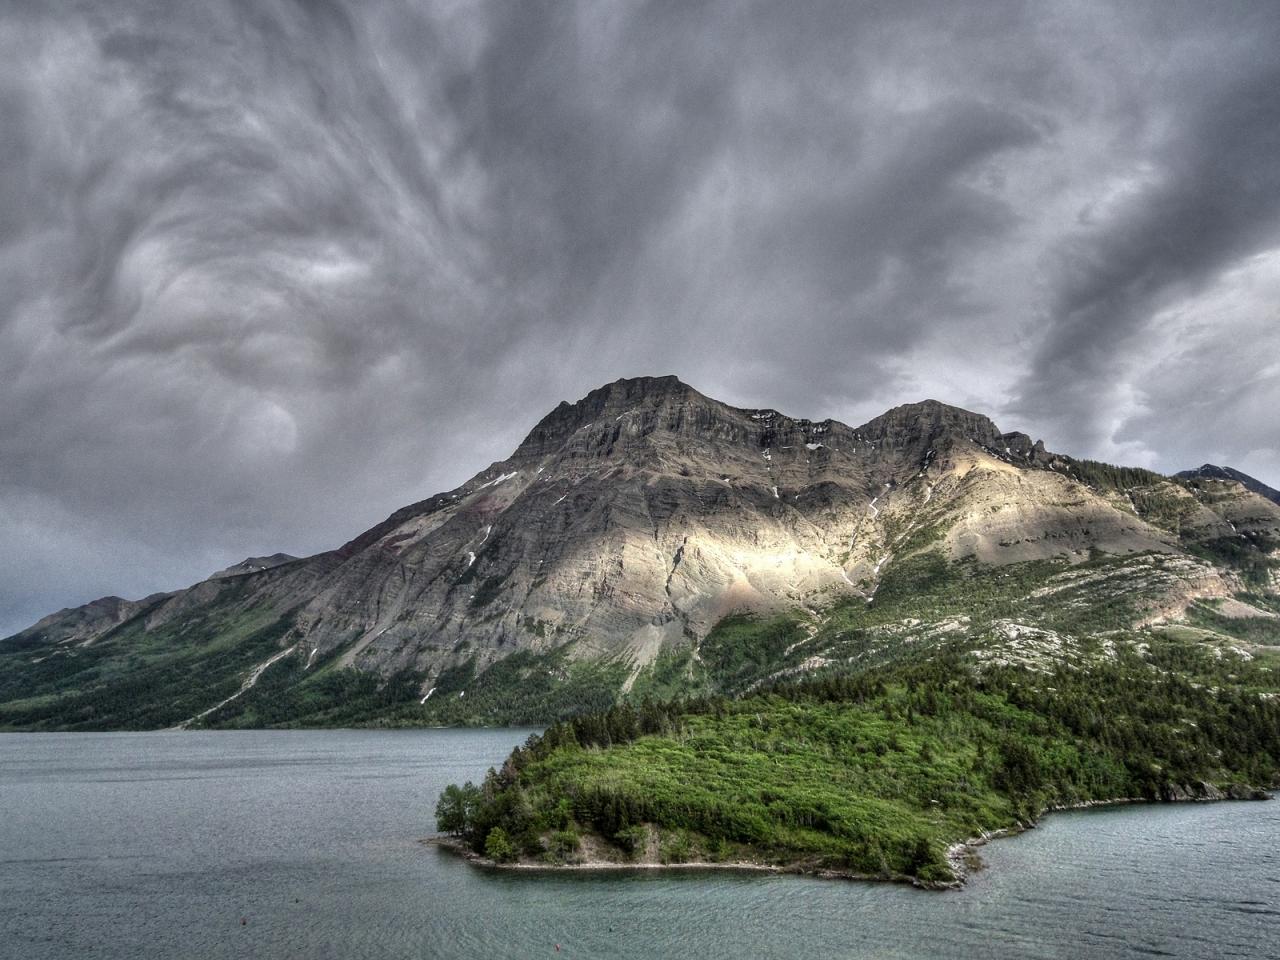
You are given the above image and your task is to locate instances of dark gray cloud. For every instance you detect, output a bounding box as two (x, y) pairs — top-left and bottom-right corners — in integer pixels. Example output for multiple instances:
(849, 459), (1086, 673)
(2, 0), (1279, 635)
(1009, 5), (1280, 459)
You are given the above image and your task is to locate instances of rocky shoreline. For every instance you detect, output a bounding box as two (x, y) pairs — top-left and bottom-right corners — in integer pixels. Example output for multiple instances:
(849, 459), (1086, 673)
(423, 835), (936, 889)
(429, 785), (1273, 893)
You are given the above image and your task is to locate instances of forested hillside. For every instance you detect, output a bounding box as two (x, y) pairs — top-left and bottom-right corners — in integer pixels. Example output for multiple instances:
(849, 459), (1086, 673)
(436, 627), (1280, 886)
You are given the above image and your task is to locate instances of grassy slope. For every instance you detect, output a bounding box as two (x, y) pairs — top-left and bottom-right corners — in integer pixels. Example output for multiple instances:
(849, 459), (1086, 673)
(0, 582), (297, 730)
(192, 643), (632, 729)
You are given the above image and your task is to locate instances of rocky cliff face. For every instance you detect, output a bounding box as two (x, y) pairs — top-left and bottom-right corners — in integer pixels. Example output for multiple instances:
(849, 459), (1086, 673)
(4, 376), (1279, 729)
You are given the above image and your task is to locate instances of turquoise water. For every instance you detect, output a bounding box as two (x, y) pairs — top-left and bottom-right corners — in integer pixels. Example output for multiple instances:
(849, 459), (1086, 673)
(0, 730), (1276, 959)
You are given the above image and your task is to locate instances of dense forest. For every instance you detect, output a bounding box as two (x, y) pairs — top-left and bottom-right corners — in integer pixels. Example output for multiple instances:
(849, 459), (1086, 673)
(435, 629), (1280, 886)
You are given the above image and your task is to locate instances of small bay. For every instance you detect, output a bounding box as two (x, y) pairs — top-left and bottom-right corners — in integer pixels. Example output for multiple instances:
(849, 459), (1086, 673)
(1, 730), (1276, 959)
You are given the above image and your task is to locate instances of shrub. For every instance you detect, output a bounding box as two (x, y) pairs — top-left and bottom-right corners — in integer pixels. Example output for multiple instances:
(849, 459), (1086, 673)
(435, 782), (480, 837)
(484, 826), (516, 863)
(659, 831), (692, 864)
(548, 829), (580, 862)
(614, 824), (649, 860)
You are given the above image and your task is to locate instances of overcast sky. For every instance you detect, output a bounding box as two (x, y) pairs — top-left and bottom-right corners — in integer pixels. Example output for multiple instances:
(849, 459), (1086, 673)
(3, 0), (1279, 636)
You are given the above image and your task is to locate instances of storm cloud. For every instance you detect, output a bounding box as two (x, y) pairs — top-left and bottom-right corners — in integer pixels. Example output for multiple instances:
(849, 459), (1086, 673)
(3, 0), (1279, 635)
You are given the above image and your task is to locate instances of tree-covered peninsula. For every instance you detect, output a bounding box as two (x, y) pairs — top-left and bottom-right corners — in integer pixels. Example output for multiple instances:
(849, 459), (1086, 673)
(435, 624), (1280, 887)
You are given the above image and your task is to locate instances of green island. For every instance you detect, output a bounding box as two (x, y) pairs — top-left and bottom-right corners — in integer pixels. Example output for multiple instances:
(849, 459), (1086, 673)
(434, 550), (1280, 888)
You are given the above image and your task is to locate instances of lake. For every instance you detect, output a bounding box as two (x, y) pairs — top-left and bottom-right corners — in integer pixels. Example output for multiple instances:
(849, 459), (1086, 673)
(0, 730), (1276, 959)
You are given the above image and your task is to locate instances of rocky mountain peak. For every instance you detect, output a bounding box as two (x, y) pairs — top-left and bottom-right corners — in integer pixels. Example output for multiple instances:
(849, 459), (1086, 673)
(514, 376), (700, 457)
(856, 398), (1003, 451)
(1175, 464), (1280, 504)
(851, 399), (1059, 467)
(512, 382), (1062, 477)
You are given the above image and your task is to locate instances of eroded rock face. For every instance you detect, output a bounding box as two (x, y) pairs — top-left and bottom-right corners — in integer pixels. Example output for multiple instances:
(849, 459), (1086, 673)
(1161, 781), (1227, 802)
(10, 376), (1279, 696)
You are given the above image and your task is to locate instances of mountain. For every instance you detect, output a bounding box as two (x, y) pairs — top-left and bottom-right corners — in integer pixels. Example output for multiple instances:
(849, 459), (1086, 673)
(3, 375), (1278, 730)
(1175, 464), (1280, 505)
(209, 554), (299, 580)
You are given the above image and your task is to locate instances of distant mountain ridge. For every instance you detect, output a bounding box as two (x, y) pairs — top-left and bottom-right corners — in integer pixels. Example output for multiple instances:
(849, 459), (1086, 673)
(209, 554), (300, 580)
(3, 375), (1278, 730)
(1175, 464), (1280, 505)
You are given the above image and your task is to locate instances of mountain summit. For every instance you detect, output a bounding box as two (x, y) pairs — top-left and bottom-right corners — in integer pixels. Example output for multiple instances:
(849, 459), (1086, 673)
(1175, 464), (1280, 505)
(3, 376), (1278, 729)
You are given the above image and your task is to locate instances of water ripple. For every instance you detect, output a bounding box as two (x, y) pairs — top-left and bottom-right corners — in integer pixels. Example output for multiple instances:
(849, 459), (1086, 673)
(1, 731), (1277, 960)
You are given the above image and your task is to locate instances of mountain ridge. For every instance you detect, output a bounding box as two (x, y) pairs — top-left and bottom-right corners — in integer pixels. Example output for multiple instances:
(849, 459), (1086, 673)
(3, 375), (1278, 730)
(1175, 463), (1280, 505)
